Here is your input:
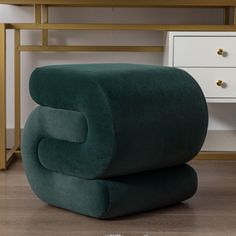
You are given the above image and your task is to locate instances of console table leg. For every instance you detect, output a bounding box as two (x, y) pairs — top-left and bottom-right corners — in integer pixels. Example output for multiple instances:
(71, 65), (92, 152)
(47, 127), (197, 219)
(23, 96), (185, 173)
(42, 5), (48, 46)
(224, 7), (230, 25)
(0, 24), (6, 170)
(14, 30), (21, 149)
(34, 4), (42, 24)
(234, 7), (236, 25)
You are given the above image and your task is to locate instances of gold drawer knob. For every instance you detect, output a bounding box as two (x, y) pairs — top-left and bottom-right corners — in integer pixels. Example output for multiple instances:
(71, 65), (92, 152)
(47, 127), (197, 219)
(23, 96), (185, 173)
(217, 48), (224, 56)
(216, 80), (223, 86)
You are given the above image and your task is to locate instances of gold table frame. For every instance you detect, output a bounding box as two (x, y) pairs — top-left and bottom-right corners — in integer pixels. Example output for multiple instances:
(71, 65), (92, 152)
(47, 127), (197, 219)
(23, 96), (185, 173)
(1, 1), (236, 170)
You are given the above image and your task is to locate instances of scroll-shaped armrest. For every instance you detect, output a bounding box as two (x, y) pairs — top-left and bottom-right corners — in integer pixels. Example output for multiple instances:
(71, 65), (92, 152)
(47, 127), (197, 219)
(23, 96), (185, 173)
(26, 63), (208, 179)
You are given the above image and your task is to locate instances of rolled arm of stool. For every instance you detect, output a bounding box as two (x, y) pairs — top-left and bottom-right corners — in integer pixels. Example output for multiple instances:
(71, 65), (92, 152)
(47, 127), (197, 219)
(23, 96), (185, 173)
(25, 64), (208, 179)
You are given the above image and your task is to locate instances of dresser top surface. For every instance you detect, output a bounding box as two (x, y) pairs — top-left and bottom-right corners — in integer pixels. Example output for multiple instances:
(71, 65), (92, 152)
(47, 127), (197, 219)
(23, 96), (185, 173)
(0, 0), (236, 7)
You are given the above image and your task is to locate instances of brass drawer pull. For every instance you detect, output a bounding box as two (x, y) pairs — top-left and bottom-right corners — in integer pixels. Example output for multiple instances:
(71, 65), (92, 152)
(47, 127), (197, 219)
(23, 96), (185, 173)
(217, 48), (224, 56)
(216, 80), (223, 86)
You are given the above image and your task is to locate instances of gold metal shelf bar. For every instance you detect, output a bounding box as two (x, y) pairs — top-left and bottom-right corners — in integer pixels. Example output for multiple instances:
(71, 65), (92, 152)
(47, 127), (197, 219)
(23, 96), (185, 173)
(7, 23), (236, 31)
(1, 0), (236, 7)
(18, 45), (164, 52)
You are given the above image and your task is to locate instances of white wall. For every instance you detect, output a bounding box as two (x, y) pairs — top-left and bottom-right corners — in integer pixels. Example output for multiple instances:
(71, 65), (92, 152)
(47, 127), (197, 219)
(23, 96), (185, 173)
(1, 5), (236, 150)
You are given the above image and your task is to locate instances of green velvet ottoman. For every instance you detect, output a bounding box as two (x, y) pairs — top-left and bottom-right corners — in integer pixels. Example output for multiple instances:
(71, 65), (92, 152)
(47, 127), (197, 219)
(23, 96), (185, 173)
(22, 63), (208, 219)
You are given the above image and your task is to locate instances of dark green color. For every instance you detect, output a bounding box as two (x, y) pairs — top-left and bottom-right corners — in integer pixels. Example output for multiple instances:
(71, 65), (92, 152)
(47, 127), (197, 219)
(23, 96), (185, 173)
(22, 63), (208, 218)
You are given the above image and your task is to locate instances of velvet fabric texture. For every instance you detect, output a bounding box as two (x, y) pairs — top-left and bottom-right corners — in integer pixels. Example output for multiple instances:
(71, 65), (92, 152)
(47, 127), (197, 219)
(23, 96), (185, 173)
(22, 63), (208, 219)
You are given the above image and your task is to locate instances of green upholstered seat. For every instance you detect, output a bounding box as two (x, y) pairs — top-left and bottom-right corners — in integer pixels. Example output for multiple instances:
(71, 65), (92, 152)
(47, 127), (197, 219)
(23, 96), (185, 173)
(22, 63), (208, 219)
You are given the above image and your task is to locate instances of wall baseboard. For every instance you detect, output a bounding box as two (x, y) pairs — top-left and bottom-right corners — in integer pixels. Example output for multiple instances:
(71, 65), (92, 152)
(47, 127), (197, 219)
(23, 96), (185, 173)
(201, 130), (236, 152)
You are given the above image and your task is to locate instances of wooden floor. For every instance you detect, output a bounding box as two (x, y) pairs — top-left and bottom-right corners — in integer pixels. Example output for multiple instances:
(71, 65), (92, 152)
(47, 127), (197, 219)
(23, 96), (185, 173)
(1, 159), (236, 236)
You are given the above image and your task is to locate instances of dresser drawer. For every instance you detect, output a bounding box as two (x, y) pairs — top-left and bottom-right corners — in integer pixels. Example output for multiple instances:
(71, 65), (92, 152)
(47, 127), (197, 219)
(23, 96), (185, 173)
(174, 36), (236, 67)
(181, 68), (236, 98)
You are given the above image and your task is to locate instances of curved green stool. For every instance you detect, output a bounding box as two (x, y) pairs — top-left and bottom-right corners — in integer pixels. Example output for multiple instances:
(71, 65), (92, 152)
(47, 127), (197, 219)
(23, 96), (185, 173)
(22, 64), (208, 219)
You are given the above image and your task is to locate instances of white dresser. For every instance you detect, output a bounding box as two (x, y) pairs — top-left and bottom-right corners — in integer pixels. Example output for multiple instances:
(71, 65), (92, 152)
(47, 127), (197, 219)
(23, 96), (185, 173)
(164, 32), (236, 103)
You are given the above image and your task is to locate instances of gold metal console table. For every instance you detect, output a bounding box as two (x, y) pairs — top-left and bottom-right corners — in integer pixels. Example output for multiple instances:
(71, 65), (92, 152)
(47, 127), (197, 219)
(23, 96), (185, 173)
(1, 0), (236, 170)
